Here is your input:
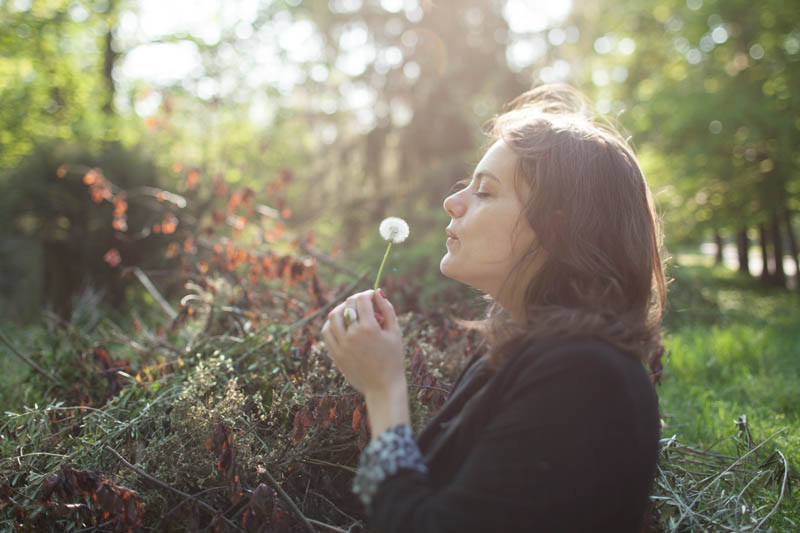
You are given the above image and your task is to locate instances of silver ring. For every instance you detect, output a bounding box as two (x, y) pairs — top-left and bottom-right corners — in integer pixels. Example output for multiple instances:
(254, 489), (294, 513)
(343, 306), (358, 327)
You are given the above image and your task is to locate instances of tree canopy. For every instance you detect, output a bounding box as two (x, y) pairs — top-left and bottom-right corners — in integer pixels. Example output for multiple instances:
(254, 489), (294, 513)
(2, 0), (798, 306)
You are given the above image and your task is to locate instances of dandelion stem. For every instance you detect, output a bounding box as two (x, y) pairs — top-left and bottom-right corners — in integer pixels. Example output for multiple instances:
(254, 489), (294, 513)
(374, 241), (393, 290)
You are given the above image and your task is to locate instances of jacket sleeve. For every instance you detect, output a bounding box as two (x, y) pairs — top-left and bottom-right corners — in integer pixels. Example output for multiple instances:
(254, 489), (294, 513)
(357, 342), (659, 533)
(352, 424), (428, 510)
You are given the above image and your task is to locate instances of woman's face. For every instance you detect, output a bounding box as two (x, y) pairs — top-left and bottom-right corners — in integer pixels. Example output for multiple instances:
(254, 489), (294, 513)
(440, 140), (537, 306)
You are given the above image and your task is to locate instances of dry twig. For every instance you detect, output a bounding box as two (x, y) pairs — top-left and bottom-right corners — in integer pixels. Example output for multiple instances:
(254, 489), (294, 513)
(105, 446), (245, 532)
(0, 330), (62, 386)
(258, 466), (317, 533)
(287, 269), (369, 332)
(654, 425), (791, 532)
(129, 266), (178, 320)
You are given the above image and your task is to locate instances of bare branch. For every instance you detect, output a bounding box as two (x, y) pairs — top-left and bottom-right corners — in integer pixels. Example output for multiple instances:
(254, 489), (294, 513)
(0, 330), (62, 386)
(287, 269), (369, 332)
(299, 241), (360, 279)
(258, 467), (316, 533)
(105, 446), (244, 532)
(129, 266), (178, 319)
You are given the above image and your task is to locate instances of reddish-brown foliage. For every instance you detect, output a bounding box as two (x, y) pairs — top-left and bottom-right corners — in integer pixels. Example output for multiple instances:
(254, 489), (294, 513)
(39, 464), (142, 532)
(40, 161), (482, 531)
(206, 423), (291, 531)
(409, 346), (448, 409)
(241, 483), (289, 532)
(92, 346), (129, 398)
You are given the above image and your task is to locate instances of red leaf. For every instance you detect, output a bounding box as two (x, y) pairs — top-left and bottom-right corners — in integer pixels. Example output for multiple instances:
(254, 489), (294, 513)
(103, 248), (121, 267)
(185, 170), (199, 190)
(112, 216), (128, 231)
(166, 242), (179, 258)
(161, 212), (178, 234)
(112, 194), (128, 216)
(83, 168), (102, 185)
(292, 409), (306, 445)
(351, 405), (362, 433)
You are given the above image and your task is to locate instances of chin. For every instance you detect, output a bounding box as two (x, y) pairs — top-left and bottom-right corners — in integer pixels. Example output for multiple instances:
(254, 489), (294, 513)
(439, 254), (454, 277)
(439, 260), (465, 286)
(439, 261), (450, 279)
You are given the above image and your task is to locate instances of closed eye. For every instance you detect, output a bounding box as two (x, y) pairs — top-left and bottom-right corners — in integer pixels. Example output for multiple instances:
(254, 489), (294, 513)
(472, 191), (490, 199)
(448, 178), (471, 194)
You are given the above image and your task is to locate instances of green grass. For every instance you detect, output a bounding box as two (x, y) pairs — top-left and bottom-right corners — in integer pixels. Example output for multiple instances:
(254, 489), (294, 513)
(658, 261), (800, 530)
(0, 323), (46, 411)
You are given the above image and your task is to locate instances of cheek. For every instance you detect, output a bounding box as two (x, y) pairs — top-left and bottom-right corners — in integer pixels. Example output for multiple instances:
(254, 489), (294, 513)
(504, 217), (536, 261)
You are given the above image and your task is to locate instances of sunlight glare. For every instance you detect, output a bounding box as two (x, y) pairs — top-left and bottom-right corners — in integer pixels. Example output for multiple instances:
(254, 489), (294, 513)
(123, 41), (200, 85)
(280, 19), (323, 63)
(134, 90), (162, 117)
(506, 36), (547, 71)
(503, 0), (572, 34)
(380, 0), (403, 13)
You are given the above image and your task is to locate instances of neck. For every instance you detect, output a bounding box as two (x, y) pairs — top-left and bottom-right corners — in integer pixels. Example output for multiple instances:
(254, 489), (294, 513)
(495, 284), (528, 326)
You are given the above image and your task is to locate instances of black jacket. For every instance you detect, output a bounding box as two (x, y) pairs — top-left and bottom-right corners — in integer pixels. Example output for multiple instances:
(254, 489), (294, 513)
(368, 337), (660, 532)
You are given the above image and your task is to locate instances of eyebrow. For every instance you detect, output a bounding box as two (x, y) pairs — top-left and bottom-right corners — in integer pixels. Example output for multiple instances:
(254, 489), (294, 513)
(474, 171), (501, 184)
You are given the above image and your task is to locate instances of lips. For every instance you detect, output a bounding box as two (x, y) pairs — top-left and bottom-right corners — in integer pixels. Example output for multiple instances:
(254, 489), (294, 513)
(446, 228), (458, 240)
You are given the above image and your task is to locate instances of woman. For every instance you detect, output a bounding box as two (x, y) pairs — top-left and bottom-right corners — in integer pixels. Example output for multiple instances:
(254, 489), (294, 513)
(320, 84), (665, 532)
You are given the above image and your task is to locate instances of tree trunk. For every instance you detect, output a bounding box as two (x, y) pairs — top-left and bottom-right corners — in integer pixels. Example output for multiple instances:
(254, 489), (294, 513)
(365, 123), (390, 222)
(736, 228), (750, 276)
(769, 213), (786, 287)
(713, 230), (724, 265)
(759, 224), (771, 283)
(102, 0), (119, 115)
(783, 210), (799, 289)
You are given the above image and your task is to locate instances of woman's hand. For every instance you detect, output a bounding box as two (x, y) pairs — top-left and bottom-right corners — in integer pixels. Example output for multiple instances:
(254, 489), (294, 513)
(321, 289), (406, 397)
(322, 289), (411, 438)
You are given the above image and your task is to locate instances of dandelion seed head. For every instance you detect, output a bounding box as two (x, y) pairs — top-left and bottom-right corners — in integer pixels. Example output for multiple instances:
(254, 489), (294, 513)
(379, 217), (410, 243)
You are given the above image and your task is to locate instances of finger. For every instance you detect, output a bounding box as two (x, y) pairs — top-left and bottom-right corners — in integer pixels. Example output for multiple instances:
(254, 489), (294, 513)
(329, 301), (347, 315)
(327, 304), (348, 339)
(350, 289), (376, 299)
(354, 291), (379, 328)
(327, 301), (348, 325)
(321, 319), (340, 350)
(373, 288), (399, 330)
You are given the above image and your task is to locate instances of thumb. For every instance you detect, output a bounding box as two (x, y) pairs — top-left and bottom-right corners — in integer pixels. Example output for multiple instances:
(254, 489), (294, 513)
(373, 289), (399, 330)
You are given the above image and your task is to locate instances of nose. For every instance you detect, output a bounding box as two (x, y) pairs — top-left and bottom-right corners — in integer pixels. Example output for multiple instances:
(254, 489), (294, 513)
(443, 190), (465, 218)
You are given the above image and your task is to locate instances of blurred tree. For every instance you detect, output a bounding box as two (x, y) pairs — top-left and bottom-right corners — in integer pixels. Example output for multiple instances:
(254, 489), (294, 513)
(278, 0), (526, 245)
(0, 142), (164, 317)
(0, 0), (131, 172)
(558, 0), (800, 287)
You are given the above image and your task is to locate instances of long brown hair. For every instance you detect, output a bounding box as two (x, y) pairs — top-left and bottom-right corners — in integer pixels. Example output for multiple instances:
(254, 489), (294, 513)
(463, 84), (667, 374)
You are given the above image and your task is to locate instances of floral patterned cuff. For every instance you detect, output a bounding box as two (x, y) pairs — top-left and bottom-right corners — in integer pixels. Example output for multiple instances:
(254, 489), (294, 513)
(352, 424), (428, 509)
